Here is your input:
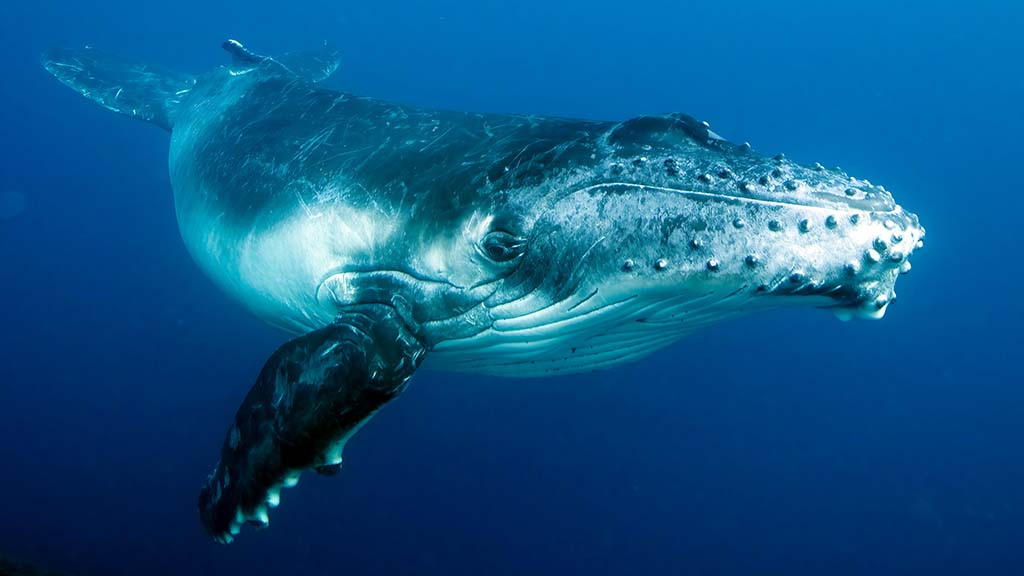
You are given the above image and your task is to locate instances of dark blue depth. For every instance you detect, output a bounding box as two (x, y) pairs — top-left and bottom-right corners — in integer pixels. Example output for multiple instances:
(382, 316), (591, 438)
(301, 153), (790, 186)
(0, 1), (1020, 574)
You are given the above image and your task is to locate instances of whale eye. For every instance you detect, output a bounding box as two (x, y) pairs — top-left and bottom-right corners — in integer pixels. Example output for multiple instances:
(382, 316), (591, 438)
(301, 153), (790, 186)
(480, 230), (526, 263)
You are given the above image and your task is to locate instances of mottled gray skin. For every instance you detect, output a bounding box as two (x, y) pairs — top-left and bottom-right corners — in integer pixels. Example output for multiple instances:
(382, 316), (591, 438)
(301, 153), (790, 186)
(171, 58), (921, 376)
(43, 41), (924, 543)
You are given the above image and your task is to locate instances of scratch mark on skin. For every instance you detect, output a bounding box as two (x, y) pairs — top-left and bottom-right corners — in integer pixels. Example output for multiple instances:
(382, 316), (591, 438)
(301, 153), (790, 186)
(353, 138), (392, 172)
(293, 126), (336, 165)
(312, 144), (378, 168)
(295, 189), (315, 219)
(558, 235), (606, 299)
(419, 126), (453, 153)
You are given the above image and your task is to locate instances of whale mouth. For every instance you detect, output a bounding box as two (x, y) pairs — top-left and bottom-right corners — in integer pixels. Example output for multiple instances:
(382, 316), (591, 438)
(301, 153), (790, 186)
(760, 204), (923, 320)
(831, 299), (894, 320)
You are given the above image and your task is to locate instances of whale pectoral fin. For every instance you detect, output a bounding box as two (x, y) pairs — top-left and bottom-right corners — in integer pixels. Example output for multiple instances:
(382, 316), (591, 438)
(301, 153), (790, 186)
(198, 305), (426, 543)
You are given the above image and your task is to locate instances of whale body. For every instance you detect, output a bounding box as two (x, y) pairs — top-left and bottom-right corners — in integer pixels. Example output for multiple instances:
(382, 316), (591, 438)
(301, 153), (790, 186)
(43, 40), (924, 543)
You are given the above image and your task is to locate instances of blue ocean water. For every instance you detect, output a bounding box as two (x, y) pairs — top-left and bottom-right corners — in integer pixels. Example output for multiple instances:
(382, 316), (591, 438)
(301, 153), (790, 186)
(1, 0), (1021, 574)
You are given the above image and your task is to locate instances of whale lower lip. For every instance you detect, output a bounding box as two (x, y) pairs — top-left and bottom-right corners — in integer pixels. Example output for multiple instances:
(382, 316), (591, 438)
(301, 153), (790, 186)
(832, 297), (892, 321)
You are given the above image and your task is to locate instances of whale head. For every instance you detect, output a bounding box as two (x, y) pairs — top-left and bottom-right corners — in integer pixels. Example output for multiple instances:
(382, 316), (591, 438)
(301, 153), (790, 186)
(430, 113), (924, 375)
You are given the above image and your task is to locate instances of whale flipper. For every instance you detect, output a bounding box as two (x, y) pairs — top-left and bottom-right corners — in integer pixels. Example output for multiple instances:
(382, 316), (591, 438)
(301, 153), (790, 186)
(41, 46), (194, 131)
(198, 305), (426, 543)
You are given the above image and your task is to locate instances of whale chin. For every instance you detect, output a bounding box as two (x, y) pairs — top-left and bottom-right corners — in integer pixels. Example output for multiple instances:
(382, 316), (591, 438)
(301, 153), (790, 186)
(831, 298), (894, 321)
(426, 281), (772, 377)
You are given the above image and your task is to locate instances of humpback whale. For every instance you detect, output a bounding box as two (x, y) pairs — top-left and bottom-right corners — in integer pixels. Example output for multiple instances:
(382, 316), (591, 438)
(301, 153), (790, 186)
(42, 40), (924, 543)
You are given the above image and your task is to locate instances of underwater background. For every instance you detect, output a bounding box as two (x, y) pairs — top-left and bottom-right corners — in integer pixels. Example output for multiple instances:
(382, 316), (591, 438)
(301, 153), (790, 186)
(1, 0), (1021, 574)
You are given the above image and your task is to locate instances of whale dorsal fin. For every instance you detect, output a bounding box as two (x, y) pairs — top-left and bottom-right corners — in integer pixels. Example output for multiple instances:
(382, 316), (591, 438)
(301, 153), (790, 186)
(41, 45), (195, 131)
(222, 39), (341, 83)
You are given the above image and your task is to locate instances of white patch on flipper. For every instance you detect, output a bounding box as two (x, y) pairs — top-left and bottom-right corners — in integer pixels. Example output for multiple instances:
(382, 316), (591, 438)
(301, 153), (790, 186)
(324, 442), (345, 466)
(255, 505), (269, 525)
